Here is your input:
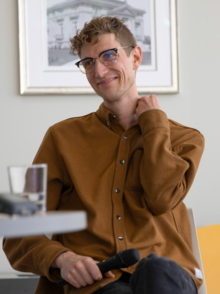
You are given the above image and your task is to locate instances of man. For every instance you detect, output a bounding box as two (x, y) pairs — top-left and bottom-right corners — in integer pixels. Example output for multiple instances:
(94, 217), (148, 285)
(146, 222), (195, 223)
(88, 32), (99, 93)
(3, 17), (204, 294)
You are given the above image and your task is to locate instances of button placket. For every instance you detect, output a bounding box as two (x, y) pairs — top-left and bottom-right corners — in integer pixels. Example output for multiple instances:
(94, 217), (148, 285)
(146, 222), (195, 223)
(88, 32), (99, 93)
(111, 133), (131, 252)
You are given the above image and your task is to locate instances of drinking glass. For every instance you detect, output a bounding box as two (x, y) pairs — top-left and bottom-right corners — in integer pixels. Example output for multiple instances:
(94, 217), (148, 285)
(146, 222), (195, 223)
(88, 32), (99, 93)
(8, 164), (48, 212)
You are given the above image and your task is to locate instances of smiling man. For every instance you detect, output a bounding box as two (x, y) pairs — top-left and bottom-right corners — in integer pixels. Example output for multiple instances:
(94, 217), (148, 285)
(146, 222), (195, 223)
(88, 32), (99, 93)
(3, 17), (204, 294)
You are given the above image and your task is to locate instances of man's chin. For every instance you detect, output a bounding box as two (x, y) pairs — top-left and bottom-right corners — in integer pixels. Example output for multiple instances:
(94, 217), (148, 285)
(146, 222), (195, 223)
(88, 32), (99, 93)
(95, 89), (114, 100)
(92, 85), (121, 102)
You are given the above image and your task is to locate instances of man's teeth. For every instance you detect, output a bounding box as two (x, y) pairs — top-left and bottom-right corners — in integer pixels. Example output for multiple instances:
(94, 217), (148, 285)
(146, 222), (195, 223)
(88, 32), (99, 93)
(101, 78), (115, 84)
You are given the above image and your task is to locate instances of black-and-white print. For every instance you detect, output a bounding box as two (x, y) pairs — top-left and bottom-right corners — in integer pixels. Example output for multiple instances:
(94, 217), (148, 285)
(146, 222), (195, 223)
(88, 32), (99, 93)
(47, 0), (152, 67)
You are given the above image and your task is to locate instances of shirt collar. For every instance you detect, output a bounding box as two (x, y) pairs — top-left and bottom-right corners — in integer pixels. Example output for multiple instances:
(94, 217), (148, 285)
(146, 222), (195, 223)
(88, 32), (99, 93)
(96, 102), (113, 126)
(96, 102), (140, 136)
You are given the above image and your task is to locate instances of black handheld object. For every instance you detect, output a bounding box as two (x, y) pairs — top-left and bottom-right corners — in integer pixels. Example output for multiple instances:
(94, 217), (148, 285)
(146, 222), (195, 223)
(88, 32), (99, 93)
(57, 248), (140, 287)
(0, 193), (38, 215)
(97, 248), (140, 274)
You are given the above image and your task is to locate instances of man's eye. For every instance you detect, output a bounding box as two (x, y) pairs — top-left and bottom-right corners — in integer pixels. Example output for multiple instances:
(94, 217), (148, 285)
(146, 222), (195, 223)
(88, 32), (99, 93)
(102, 50), (116, 60)
(83, 59), (93, 68)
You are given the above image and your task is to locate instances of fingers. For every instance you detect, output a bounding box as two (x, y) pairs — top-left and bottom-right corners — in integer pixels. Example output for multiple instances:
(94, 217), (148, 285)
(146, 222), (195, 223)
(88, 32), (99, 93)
(65, 264), (94, 288)
(139, 94), (156, 100)
(57, 252), (115, 289)
(65, 271), (86, 288)
(93, 261), (115, 279)
(83, 257), (103, 281)
(138, 94), (160, 106)
(136, 94), (162, 116)
(62, 256), (102, 288)
(103, 271), (115, 279)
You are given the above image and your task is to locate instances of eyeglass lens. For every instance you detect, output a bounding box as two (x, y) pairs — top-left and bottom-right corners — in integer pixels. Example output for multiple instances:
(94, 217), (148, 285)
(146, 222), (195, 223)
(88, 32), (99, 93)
(79, 49), (118, 73)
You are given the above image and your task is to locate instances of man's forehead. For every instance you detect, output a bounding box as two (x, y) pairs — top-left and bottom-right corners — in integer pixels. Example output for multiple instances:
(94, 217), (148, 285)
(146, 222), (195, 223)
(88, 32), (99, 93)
(80, 33), (120, 58)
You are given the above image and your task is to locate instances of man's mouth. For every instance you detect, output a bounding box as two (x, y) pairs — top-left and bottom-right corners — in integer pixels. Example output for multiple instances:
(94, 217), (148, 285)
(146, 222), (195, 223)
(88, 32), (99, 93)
(97, 77), (118, 86)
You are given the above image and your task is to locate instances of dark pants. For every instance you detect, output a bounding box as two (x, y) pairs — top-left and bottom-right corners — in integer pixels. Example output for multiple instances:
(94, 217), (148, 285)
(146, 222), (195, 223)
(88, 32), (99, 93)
(94, 253), (198, 294)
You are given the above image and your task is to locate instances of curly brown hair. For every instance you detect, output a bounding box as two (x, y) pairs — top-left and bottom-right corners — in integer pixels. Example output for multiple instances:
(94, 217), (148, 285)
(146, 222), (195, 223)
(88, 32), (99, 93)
(70, 16), (137, 58)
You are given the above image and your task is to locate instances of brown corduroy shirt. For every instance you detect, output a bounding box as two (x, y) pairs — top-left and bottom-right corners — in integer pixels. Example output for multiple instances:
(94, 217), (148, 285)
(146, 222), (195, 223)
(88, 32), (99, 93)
(3, 103), (205, 294)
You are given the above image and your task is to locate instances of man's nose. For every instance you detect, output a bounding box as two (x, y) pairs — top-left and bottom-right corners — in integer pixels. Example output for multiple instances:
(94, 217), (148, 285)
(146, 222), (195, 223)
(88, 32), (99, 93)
(94, 59), (109, 78)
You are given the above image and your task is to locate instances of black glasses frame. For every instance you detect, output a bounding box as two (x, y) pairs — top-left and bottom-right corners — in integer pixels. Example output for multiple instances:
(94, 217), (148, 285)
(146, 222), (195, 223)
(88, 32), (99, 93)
(75, 46), (134, 74)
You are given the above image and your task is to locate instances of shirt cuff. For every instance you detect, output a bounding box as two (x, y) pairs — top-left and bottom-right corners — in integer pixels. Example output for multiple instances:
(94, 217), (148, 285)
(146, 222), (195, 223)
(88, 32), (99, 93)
(37, 242), (70, 282)
(138, 109), (169, 136)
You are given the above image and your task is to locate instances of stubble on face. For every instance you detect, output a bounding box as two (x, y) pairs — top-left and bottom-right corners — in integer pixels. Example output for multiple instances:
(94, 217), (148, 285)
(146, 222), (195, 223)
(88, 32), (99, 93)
(81, 34), (137, 105)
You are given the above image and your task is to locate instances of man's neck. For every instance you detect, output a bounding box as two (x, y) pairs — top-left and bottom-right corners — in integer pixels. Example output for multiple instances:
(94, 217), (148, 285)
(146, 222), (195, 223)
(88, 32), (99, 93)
(103, 95), (139, 130)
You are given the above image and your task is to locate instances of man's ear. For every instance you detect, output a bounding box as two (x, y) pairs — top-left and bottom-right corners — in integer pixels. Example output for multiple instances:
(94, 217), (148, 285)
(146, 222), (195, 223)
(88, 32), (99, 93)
(132, 46), (142, 70)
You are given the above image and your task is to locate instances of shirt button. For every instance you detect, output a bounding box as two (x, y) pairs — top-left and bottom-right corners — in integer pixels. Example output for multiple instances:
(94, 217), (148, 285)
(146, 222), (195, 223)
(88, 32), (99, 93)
(112, 115), (116, 120)
(117, 215), (121, 220)
(124, 135), (128, 140)
(118, 237), (123, 241)
(115, 189), (120, 193)
(120, 159), (125, 164)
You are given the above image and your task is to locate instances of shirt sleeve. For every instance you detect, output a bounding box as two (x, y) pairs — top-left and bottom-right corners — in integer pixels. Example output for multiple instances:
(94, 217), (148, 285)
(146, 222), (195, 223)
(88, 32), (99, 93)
(138, 109), (205, 215)
(3, 127), (71, 282)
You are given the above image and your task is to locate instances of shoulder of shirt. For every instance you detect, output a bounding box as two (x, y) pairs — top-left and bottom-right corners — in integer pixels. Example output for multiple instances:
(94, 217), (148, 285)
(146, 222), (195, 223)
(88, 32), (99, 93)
(168, 118), (205, 148)
(48, 112), (96, 131)
(168, 118), (203, 137)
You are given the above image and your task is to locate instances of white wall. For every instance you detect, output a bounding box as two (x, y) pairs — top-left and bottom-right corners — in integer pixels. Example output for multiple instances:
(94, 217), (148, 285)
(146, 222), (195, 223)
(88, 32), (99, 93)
(0, 0), (220, 273)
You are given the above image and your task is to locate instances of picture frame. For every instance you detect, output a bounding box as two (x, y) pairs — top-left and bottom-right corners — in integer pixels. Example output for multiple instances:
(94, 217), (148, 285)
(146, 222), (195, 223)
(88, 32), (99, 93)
(18, 0), (179, 95)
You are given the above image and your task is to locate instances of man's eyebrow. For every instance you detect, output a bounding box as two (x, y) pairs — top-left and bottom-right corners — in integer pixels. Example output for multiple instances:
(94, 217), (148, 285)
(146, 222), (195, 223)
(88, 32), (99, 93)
(98, 48), (116, 57)
(81, 48), (116, 61)
(79, 56), (93, 61)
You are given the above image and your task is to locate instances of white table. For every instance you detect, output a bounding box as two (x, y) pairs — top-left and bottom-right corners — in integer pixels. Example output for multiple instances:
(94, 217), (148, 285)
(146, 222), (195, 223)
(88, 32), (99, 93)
(0, 211), (87, 238)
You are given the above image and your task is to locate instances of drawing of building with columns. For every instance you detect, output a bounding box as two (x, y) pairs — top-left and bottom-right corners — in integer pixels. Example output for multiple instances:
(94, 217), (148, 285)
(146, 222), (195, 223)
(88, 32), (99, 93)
(47, 0), (149, 50)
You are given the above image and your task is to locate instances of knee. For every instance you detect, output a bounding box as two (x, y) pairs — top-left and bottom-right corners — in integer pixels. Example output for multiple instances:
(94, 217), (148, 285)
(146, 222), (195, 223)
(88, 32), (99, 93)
(130, 253), (183, 293)
(135, 252), (174, 278)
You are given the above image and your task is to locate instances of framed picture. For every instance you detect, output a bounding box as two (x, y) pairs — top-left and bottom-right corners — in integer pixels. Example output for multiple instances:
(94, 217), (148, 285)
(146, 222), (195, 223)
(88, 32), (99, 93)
(18, 0), (179, 95)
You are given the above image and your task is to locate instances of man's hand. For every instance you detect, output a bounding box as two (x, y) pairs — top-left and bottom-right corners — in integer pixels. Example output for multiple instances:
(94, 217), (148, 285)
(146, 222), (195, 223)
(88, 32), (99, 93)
(135, 95), (162, 117)
(51, 251), (115, 288)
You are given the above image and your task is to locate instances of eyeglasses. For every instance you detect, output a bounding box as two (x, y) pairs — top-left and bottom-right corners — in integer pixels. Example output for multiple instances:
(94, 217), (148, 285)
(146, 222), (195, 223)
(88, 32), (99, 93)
(75, 46), (134, 74)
